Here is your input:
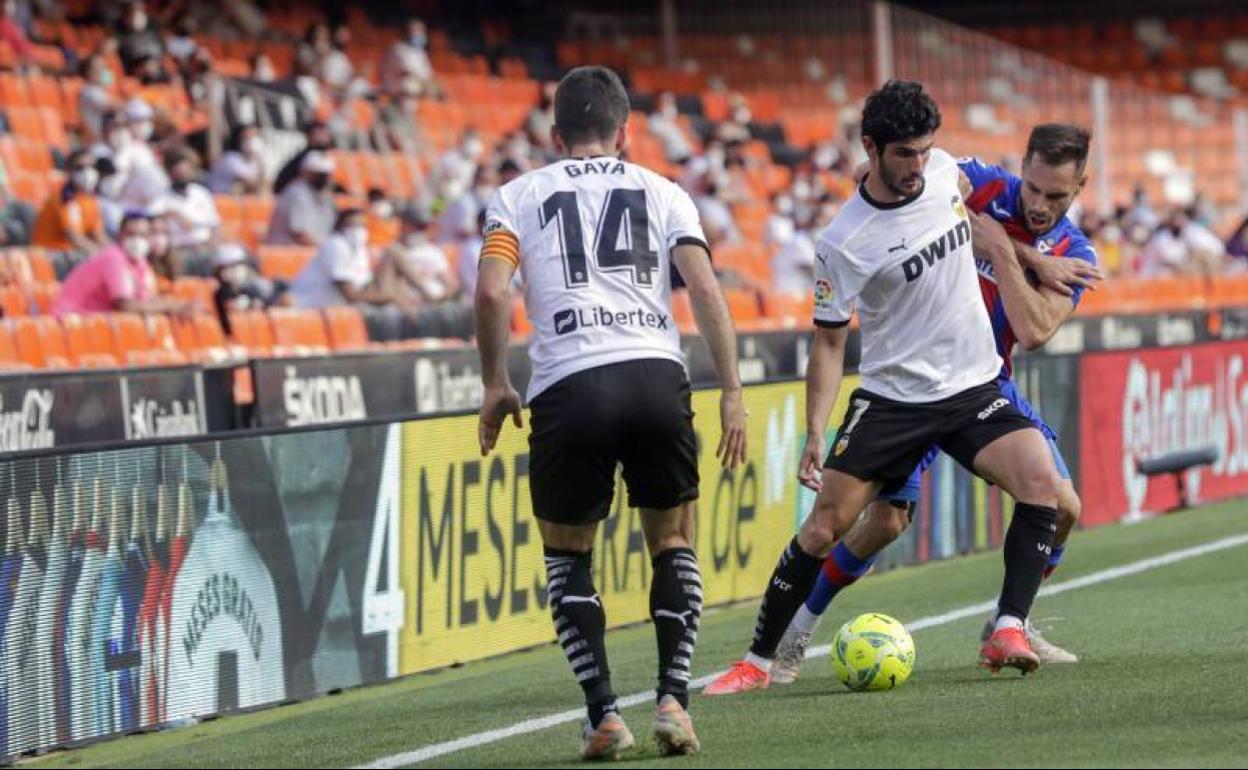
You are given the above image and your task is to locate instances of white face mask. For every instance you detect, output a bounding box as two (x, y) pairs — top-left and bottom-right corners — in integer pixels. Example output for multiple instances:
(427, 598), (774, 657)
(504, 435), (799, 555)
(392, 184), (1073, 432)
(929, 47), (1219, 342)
(72, 168), (99, 192)
(462, 138), (484, 159)
(371, 201), (393, 219)
(404, 232), (427, 248)
(131, 120), (154, 141)
(109, 128), (131, 149)
(346, 226), (369, 248)
(222, 264), (249, 285)
(244, 135), (264, 156)
(122, 236), (150, 260)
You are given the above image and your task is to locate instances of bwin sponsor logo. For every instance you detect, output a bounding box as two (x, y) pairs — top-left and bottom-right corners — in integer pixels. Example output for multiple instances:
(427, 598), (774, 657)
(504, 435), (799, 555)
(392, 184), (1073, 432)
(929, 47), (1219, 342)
(901, 220), (972, 283)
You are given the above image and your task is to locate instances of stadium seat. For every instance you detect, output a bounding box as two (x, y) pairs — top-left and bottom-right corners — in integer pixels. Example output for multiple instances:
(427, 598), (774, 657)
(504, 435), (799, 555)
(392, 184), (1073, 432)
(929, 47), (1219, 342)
(10, 316), (70, 369)
(323, 306), (374, 351)
(61, 313), (119, 368)
(269, 308), (331, 355)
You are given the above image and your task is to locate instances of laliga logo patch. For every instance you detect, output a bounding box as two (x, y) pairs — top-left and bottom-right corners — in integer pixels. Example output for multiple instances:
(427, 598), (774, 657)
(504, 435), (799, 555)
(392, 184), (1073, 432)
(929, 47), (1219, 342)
(835, 434), (851, 456)
(814, 278), (834, 304)
(951, 195), (968, 220)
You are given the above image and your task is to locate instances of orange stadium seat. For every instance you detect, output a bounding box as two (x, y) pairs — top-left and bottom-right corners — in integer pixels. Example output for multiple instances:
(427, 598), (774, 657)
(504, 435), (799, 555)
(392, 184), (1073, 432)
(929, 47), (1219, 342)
(11, 316), (70, 369)
(258, 245), (315, 281)
(110, 312), (154, 363)
(0, 321), (28, 371)
(269, 308), (330, 355)
(227, 308), (275, 356)
(0, 285), (26, 316)
(323, 306), (373, 351)
(723, 288), (761, 323)
(670, 289), (696, 333)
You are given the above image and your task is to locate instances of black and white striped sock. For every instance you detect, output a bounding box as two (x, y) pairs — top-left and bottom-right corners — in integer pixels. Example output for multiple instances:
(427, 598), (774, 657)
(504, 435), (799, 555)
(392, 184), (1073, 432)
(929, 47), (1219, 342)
(544, 547), (616, 727)
(650, 547), (702, 709)
(749, 536), (823, 662)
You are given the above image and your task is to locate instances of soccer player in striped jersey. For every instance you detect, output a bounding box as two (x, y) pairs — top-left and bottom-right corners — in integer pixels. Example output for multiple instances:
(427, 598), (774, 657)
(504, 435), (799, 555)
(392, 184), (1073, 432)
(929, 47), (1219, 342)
(771, 124), (1103, 683)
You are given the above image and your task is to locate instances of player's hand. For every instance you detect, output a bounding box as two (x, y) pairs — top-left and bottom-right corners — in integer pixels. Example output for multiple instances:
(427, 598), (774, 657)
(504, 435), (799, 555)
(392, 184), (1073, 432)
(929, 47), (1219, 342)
(969, 212), (1012, 263)
(478, 385), (523, 456)
(798, 431), (826, 492)
(1029, 254), (1104, 297)
(717, 388), (748, 470)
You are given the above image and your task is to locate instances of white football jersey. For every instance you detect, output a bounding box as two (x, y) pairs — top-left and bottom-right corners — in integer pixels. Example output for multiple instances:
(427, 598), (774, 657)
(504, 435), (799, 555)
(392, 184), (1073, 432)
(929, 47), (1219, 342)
(813, 148), (1002, 402)
(484, 156), (706, 402)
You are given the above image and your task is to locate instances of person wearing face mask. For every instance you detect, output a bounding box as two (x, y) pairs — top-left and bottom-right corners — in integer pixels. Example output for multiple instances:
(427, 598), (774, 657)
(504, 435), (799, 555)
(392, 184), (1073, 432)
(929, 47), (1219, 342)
(288, 209), (396, 309)
(381, 18), (438, 99)
(265, 150), (337, 246)
(437, 162), (495, 245)
(32, 150), (110, 253)
(375, 206), (459, 308)
(208, 125), (268, 194)
(54, 211), (196, 318)
(116, 0), (165, 77)
(113, 99), (171, 209)
(434, 128), (484, 203)
(365, 189), (400, 249)
(146, 209), (179, 283)
(155, 149), (220, 269)
(273, 121), (334, 194)
(212, 243), (289, 335)
(648, 91), (693, 163)
(79, 54), (118, 143)
(525, 81), (558, 158)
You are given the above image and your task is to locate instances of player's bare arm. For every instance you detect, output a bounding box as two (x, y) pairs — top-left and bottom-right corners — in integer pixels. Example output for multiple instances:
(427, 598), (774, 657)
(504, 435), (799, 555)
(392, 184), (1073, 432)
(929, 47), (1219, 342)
(475, 254), (523, 456)
(672, 242), (747, 470)
(1011, 239), (1103, 297)
(798, 323), (849, 492)
(971, 212), (1076, 350)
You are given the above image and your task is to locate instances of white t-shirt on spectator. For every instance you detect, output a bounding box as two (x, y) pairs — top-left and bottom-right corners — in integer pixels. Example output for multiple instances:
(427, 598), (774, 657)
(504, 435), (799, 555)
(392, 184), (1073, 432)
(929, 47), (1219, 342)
(289, 233), (373, 308)
(207, 151), (265, 194)
(396, 240), (453, 301)
(156, 183), (220, 247)
(772, 231), (816, 293)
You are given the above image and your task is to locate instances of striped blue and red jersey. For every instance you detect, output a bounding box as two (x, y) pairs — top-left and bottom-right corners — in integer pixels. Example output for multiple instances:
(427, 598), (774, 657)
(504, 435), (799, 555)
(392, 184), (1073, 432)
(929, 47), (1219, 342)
(957, 157), (1097, 377)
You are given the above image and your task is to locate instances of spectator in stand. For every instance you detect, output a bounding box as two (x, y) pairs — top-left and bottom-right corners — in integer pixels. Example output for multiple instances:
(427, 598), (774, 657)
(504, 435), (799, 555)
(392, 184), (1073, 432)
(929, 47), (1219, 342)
(1180, 204), (1227, 275)
(288, 208), (395, 309)
(212, 243), (289, 334)
(207, 124), (268, 194)
(437, 162), (495, 245)
(379, 92), (425, 155)
(31, 150), (109, 253)
(249, 51), (277, 83)
(693, 169), (742, 246)
(320, 23), (355, 95)
(114, 98), (171, 209)
(94, 156), (125, 237)
(524, 81), (557, 161)
(456, 208), (486, 301)
(147, 208), (177, 282)
(649, 91), (694, 163)
(79, 53), (117, 143)
(1227, 214), (1248, 262)
(116, 0), (164, 77)
(433, 128), (485, 204)
(54, 210), (196, 317)
(265, 150), (336, 246)
(274, 120), (333, 194)
(1139, 210), (1190, 277)
(375, 206), (458, 308)
(155, 147), (220, 270)
(381, 18), (438, 99)
(0, 166), (35, 247)
(366, 188), (400, 249)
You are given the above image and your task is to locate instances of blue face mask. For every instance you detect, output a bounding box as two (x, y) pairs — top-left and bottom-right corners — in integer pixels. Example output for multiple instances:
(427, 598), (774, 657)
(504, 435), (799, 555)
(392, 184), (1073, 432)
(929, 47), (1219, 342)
(409, 34), (427, 48)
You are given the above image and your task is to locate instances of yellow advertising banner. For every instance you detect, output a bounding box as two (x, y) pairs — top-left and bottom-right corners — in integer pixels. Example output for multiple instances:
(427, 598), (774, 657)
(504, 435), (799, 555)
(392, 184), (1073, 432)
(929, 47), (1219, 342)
(397, 376), (861, 675)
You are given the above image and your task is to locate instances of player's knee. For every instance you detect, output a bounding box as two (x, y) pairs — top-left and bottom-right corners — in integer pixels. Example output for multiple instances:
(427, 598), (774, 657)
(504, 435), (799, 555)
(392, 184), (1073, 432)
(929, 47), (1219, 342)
(1014, 464), (1062, 506)
(798, 514), (837, 555)
(867, 504), (909, 543)
(1059, 492), (1082, 528)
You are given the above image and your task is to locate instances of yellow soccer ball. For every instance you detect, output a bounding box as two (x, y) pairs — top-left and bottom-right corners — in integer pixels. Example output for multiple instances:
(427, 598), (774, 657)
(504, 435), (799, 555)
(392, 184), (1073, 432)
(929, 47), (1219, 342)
(831, 612), (916, 691)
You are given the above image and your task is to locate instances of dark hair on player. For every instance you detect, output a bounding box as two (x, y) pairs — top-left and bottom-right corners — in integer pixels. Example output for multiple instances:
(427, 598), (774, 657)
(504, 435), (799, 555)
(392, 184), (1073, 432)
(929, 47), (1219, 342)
(1024, 123), (1092, 174)
(860, 80), (942, 150)
(554, 66), (630, 146)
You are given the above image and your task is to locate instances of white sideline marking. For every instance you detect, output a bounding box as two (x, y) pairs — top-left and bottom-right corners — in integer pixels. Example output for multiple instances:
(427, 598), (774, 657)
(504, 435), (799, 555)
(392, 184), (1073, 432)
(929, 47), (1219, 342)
(357, 532), (1248, 768)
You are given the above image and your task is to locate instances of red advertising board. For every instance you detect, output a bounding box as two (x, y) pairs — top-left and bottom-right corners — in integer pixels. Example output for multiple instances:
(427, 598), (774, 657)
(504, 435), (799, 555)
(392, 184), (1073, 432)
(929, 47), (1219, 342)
(1081, 339), (1248, 525)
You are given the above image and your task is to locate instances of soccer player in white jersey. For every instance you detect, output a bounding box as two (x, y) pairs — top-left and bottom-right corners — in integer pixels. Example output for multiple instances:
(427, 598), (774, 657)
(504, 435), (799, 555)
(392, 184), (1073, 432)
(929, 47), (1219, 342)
(705, 80), (1066, 696)
(475, 66), (747, 760)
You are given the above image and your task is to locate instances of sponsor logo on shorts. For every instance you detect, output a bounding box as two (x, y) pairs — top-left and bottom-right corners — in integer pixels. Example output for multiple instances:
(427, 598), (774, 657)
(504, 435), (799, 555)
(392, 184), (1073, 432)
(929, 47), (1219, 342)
(1036, 542), (1052, 556)
(834, 434), (850, 456)
(977, 397), (1010, 421)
